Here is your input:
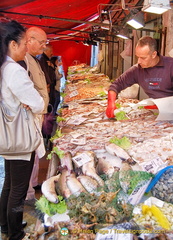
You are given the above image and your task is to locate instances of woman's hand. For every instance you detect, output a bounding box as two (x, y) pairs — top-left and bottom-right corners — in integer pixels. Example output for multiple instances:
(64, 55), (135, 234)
(22, 104), (31, 110)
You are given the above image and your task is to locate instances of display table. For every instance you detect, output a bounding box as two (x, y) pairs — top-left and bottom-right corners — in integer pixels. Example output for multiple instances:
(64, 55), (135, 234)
(36, 64), (173, 240)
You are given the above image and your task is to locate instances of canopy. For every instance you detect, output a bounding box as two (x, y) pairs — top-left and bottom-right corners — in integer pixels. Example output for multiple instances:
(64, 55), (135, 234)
(0, 0), (143, 74)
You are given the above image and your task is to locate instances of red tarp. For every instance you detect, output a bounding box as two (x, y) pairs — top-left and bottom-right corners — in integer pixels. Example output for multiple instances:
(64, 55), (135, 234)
(0, 0), (111, 73)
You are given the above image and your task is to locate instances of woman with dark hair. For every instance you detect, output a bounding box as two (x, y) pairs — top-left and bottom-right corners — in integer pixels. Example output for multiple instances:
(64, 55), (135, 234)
(0, 20), (44, 240)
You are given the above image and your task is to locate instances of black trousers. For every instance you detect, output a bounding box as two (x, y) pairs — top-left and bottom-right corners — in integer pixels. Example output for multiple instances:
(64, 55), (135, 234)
(0, 152), (35, 240)
(53, 90), (60, 115)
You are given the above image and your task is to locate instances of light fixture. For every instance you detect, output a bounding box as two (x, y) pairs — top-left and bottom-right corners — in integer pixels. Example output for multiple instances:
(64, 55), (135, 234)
(116, 28), (129, 40)
(101, 19), (110, 30)
(127, 11), (144, 29)
(83, 39), (97, 46)
(142, 0), (171, 14)
(100, 10), (110, 30)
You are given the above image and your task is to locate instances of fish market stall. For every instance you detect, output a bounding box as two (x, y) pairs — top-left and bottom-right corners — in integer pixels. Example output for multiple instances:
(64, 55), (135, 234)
(34, 64), (173, 240)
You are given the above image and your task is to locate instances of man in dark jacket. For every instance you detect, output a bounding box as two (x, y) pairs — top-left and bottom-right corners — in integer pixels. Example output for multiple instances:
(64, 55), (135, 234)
(37, 44), (56, 108)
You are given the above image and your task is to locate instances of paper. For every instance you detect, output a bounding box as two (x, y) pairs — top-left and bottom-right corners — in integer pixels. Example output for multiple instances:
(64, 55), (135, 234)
(139, 157), (166, 174)
(70, 137), (86, 145)
(72, 152), (92, 167)
(152, 96), (173, 120)
(66, 116), (87, 125)
(137, 97), (173, 121)
(128, 179), (152, 205)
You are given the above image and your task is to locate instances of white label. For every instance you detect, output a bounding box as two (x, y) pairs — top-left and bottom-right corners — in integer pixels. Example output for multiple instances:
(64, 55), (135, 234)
(69, 90), (79, 98)
(128, 179), (152, 205)
(140, 157), (165, 174)
(72, 152), (92, 167)
(70, 137), (86, 145)
(68, 85), (77, 91)
(67, 117), (87, 125)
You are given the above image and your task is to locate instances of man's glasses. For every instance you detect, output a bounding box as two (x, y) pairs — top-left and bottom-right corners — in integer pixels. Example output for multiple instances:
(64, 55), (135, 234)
(31, 36), (47, 46)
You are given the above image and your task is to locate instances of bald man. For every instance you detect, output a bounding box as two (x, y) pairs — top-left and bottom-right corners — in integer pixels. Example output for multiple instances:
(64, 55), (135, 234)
(18, 26), (49, 201)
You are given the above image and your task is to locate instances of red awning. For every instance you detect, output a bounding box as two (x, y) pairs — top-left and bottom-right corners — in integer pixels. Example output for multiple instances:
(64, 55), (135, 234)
(0, 0), (113, 41)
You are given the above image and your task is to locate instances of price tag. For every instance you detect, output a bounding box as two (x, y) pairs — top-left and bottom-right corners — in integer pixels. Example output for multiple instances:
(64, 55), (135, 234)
(72, 152), (92, 167)
(68, 85), (77, 91)
(128, 179), (152, 205)
(69, 90), (79, 98)
(67, 117), (87, 125)
(140, 157), (166, 174)
(68, 102), (79, 110)
(70, 137), (86, 145)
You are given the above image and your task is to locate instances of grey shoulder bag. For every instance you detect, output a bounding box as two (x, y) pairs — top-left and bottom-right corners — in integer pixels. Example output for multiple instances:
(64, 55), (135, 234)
(0, 61), (41, 156)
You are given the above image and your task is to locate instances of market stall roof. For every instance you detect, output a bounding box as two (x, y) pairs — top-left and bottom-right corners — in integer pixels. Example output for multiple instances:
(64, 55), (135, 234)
(0, 0), (143, 43)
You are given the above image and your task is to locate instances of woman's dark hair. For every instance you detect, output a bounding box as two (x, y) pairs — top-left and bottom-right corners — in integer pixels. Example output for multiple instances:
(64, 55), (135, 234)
(50, 56), (58, 68)
(0, 20), (26, 67)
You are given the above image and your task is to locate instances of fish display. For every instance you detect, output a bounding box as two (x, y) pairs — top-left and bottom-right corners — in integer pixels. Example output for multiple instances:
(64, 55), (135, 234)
(77, 175), (98, 193)
(46, 152), (60, 178)
(41, 175), (60, 203)
(105, 142), (136, 165)
(37, 64), (173, 240)
(55, 169), (72, 199)
(96, 157), (115, 178)
(59, 151), (73, 172)
(81, 159), (105, 187)
(66, 173), (86, 196)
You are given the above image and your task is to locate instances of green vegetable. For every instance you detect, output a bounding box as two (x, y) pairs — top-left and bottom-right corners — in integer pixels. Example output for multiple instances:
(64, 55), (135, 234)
(60, 92), (67, 97)
(109, 136), (131, 149)
(138, 106), (144, 109)
(50, 129), (63, 142)
(119, 170), (154, 195)
(47, 146), (64, 160)
(115, 103), (121, 109)
(84, 78), (91, 84)
(115, 111), (128, 120)
(35, 195), (67, 216)
(56, 116), (66, 123)
(97, 91), (107, 97)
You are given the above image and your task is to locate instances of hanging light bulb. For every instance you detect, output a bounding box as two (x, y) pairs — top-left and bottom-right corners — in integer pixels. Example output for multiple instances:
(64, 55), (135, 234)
(142, 0), (171, 14)
(116, 28), (129, 39)
(127, 12), (145, 29)
(101, 19), (110, 30)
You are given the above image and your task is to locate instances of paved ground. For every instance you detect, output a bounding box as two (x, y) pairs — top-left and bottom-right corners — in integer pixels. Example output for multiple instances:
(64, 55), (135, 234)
(0, 156), (48, 240)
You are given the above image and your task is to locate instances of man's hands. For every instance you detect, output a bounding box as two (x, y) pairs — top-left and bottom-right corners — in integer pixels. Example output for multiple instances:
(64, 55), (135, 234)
(106, 91), (117, 118)
(144, 105), (158, 109)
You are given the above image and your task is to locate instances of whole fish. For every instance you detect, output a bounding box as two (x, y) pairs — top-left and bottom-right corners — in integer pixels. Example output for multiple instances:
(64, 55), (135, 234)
(55, 169), (72, 198)
(95, 151), (122, 169)
(82, 161), (104, 186)
(96, 157), (115, 178)
(41, 175), (60, 203)
(77, 175), (98, 193)
(105, 142), (136, 165)
(66, 173), (86, 197)
(59, 151), (73, 171)
(47, 152), (60, 178)
(72, 150), (104, 186)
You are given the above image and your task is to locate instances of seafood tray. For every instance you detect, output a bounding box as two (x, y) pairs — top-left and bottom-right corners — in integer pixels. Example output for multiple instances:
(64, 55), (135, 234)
(35, 65), (173, 239)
